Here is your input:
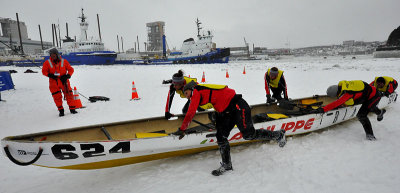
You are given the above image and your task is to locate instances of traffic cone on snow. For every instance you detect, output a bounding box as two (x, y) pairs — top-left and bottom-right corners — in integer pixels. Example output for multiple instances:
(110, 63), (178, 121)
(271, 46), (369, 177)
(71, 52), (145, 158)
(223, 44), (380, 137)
(201, 71), (206, 83)
(73, 86), (83, 108)
(226, 69), (229, 78)
(131, 81), (140, 100)
(243, 66), (246, 74)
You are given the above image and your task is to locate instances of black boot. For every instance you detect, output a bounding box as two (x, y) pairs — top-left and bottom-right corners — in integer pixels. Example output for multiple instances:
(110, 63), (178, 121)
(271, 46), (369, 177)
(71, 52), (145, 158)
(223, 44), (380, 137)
(212, 141), (233, 176)
(377, 109), (386, 121)
(357, 115), (374, 139)
(276, 129), (286, 147)
(366, 134), (377, 141)
(70, 109), (78, 114)
(255, 129), (286, 147)
(212, 162), (233, 176)
(59, 109), (65, 117)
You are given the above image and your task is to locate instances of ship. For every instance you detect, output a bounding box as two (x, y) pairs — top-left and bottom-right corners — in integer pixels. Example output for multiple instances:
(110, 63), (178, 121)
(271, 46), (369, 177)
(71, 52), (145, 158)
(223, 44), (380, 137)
(167, 18), (230, 64)
(114, 19), (230, 65)
(43, 9), (117, 65)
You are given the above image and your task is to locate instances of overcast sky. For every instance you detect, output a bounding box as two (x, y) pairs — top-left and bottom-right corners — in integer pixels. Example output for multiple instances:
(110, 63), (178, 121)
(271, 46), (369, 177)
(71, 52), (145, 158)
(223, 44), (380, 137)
(1, 0), (399, 52)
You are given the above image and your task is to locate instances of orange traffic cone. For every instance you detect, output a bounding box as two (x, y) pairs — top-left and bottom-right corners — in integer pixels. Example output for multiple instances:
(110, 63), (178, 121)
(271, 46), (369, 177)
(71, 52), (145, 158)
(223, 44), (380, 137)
(243, 66), (246, 74)
(131, 81), (140, 100)
(73, 86), (83, 108)
(226, 69), (229, 78)
(201, 71), (206, 83)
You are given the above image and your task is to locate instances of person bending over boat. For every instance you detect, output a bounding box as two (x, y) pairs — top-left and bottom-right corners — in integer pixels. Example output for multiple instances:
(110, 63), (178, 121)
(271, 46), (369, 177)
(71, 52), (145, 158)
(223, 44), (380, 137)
(264, 67), (288, 104)
(312, 80), (385, 141)
(370, 76), (398, 97)
(42, 48), (77, 117)
(164, 70), (202, 119)
(173, 81), (286, 176)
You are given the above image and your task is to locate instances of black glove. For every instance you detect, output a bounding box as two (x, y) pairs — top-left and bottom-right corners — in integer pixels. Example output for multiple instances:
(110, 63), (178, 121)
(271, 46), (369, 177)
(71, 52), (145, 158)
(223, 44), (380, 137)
(172, 128), (186, 140)
(165, 112), (174, 120)
(60, 74), (71, 83)
(384, 91), (390, 97)
(162, 79), (173, 84)
(310, 108), (325, 114)
(266, 94), (274, 104)
(48, 73), (58, 80)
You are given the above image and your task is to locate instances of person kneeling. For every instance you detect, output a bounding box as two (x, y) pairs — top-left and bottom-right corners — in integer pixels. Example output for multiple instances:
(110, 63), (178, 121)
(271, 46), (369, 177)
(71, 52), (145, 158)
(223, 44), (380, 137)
(173, 81), (286, 176)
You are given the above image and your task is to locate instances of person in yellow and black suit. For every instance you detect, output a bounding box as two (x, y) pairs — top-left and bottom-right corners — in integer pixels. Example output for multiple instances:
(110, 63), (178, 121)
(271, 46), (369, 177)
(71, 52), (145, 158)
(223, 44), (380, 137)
(264, 67), (288, 104)
(164, 70), (202, 119)
(370, 76), (398, 97)
(312, 80), (385, 140)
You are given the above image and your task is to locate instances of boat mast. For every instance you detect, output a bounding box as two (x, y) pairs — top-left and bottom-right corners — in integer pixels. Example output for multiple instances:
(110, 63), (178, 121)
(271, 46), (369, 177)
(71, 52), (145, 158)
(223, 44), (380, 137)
(78, 8), (88, 42)
(97, 14), (102, 42)
(16, 13), (24, 55)
(196, 18), (202, 37)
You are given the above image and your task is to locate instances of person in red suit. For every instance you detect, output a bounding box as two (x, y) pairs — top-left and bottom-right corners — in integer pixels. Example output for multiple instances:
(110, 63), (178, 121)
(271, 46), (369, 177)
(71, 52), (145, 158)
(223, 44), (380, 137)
(173, 81), (286, 176)
(42, 48), (77, 117)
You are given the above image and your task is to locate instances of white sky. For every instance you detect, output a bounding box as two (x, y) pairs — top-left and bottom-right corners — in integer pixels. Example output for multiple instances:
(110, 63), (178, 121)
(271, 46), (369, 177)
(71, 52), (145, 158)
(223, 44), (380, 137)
(1, 0), (399, 51)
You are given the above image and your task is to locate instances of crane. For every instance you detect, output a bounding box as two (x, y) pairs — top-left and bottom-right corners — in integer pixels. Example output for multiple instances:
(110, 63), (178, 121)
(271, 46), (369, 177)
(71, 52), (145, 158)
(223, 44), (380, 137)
(244, 37), (250, 58)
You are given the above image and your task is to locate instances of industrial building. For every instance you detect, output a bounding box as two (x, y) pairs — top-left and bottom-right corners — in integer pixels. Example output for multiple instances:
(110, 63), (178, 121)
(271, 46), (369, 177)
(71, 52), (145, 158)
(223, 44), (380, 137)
(0, 17), (52, 55)
(146, 21), (165, 52)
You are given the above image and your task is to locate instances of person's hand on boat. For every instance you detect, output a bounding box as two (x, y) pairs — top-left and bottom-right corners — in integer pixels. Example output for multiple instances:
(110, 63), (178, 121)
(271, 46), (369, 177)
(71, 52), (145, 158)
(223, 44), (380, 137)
(172, 128), (186, 140)
(383, 91), (390, 97)
(162, 79), (173, 84)
(165, 112), (174, 120)
(310, 108), (324, 114)
(266, 94), (275, 104)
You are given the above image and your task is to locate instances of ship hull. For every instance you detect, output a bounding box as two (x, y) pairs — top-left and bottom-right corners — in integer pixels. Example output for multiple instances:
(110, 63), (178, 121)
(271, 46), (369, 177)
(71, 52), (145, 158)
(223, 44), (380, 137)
(44, 51), (117, 65)
(168, 48), (230, 64)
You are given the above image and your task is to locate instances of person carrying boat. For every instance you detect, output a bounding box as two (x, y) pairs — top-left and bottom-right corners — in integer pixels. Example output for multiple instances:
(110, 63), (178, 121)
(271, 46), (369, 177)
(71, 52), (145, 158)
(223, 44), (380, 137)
(312, 80), (385, 140)
(42, 48), (77, 117)
(370, 76), (398, 97)
(164, 70), (202, 119)
(264, 67), (288, 104)
(173, 81), (286, 176)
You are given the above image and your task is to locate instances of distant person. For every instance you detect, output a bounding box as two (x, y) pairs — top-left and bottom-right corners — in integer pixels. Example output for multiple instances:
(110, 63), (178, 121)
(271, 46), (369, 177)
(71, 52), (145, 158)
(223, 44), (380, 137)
(370, 76), (398, 97)
(312, 80), (385, 140)
(173, 81), (286, 176)
(264, 67), (288, 104)
(164, 70), (201, 119)
(42, 48), (77, 117)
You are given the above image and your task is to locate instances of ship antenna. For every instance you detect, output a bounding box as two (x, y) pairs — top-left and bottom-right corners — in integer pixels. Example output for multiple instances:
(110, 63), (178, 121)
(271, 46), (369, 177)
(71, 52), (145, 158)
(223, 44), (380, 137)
(196, 18), (202, 37)
(78, 8), (86, 23)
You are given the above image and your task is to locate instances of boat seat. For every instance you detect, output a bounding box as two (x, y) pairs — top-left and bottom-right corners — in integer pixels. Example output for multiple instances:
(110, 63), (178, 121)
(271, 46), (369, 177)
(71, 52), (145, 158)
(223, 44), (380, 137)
(136, 133), (168, 138)
(252, 113), (289, 123)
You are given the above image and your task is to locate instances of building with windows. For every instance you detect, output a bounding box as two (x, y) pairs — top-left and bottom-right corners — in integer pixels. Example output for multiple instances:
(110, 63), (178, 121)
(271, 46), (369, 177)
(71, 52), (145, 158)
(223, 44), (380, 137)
(146, 21), (165, 51)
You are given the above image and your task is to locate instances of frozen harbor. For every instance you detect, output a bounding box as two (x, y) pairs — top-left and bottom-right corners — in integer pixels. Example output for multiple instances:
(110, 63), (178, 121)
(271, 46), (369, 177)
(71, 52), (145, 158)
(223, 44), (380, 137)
(1, 55), (399, 193)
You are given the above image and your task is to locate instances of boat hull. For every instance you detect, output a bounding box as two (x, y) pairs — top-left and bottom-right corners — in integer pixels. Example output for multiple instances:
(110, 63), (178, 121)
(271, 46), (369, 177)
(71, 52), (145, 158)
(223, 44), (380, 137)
(2, 93), (397, 170)
(44, 51), (117, 65)
(168, 48), (230, 64)
(114, 48), (230, 65)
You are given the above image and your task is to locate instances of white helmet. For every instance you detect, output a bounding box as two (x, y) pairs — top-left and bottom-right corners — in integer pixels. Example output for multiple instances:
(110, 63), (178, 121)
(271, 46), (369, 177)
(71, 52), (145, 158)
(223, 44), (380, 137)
(326, 85), (339, 97)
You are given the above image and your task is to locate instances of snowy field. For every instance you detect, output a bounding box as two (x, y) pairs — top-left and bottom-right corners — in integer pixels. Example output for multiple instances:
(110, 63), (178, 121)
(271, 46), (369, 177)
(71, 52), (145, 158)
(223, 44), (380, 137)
(0, 55), (399, 193)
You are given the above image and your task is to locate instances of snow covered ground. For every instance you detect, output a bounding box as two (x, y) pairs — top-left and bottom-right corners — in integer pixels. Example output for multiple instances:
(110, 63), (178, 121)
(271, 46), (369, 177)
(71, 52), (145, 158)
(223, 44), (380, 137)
(1, 55), (399, 193)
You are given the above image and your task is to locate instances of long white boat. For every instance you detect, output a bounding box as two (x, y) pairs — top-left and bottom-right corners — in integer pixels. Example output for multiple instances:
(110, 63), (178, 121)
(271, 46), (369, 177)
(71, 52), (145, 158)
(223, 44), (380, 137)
(1, 93), (397, 170)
